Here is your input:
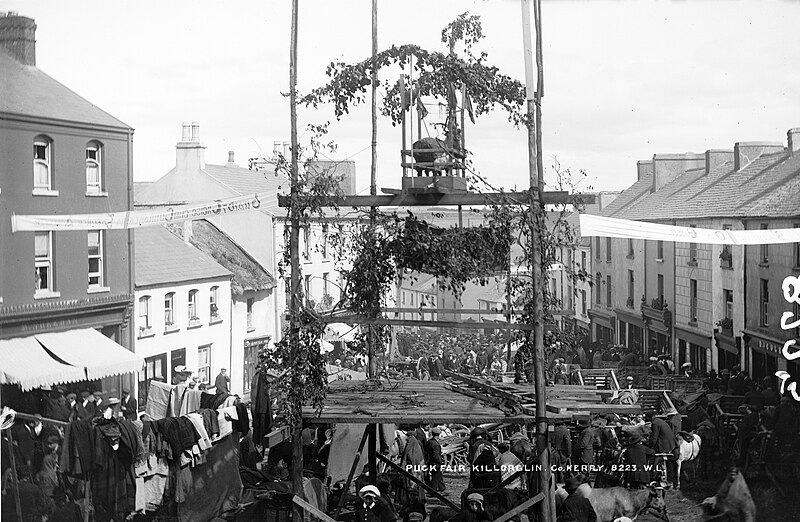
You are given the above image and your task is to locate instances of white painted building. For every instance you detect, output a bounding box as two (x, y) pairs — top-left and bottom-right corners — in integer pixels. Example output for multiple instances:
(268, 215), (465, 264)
(134, 225), (233, 405)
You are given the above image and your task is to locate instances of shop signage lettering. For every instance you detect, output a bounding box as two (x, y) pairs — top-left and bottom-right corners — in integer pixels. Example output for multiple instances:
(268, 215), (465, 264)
(774, 275), (800, 401)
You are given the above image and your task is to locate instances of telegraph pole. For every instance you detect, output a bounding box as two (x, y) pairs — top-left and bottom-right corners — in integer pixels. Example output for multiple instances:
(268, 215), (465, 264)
(521, 0), (553, 520)
(288, 0), (304, 520)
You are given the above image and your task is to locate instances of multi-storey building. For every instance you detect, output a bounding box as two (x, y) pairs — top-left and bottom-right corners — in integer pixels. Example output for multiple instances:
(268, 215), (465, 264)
(134, 225), (232, 404)
(0, 14), (137, 397)
(590, 128), (800, 378)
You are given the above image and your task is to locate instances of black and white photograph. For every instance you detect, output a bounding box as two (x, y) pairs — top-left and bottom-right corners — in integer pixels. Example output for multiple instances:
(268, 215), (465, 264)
(1, 1), (799, 520)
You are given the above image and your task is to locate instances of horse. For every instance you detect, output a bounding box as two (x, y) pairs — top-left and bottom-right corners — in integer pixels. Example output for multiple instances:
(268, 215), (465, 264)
(675, 431), (701, 489)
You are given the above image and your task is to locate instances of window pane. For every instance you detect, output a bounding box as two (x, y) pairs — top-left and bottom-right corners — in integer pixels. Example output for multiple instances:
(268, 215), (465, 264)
(34, 143), (47, 160)
(89, 258), (100, 273)
(86, 148), (98, 160)
(87, 164), (100, 184)
(35, 233), (49, 257)
(34, 163), (49, 187)
(88, 231), (100, 248)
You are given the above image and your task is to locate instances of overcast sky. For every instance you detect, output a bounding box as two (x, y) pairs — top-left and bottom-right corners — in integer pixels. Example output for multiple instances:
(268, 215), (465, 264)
(7, 0), (800, 193)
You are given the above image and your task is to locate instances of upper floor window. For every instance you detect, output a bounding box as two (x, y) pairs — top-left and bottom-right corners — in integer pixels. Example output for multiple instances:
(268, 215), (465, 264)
(688, 225), (697, 264)
(33, 137), (53, 190)
(581, 251), (586, 271)
(188, 289), (199, 320)
(760, 279), (769, 327)
(760, 224), (769, 264)
(34, 231), (54, 295)
(721, 224), (733, 268)
(657, 240), (664, 260)
(724, 289), (733, 320)
(581, 290), (587, 315)
(690, 278), (698, 322)
(606, 238), (612, 262)
(139, 296), (151, 330)
(165, 292), (175, 327)
(247, 297), (255, 331)
(210, 286), (220, 320)
(794, 224), (800, 268)
(606, 275), (612, 307)
(88, 230), (105, 288)
(595, 237), (601, 260)
(627, 239), (634, 257)
(657, 274), (664, 304)
(627, 270), (634, 306)
(86, 142), (103, 194)
(595, 273), (602, 304)
(303, 226), (310, 259)
(322, 225), (329, 260)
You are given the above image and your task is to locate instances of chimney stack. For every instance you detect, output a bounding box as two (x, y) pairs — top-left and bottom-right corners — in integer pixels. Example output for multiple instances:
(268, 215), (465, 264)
(283, 141), (290, 158)
(175, 122), (205, 172)
(226, 150), (237, 167)
(0, 12), (36, 66)
(704, 149), (734, 174)
(788, 128), (800, 155)
(733, 141), (784, 170)
(651, 152), (705, 192)
(636, 160), (653, 182)
(182, 220), (193, 243)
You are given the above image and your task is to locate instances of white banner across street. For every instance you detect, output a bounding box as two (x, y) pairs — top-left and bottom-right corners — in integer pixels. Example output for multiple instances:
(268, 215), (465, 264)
(579, 214), (800, 245)
(11, 192), (275, 232)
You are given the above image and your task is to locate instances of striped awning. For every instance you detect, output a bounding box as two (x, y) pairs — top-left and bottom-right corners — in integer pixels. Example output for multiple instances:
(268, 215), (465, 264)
(0, 328), (143, 391)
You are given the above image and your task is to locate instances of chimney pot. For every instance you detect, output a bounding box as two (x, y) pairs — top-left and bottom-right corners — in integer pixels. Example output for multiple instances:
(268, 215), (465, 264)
(190, 122), (200, 142)
(788, 128), (800, 155)
(228, 151), (235, 163)
(0, 13), (36, 66)
(181, 122), (191, 142)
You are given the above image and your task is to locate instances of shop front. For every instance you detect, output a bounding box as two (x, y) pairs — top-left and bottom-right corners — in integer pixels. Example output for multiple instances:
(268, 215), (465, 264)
(713, 330), (740, 373)
(675, 327), (712, 374)
(616, 309), (645, 353)
(742, 330), (784, 382)
(588, 309), (615, 345)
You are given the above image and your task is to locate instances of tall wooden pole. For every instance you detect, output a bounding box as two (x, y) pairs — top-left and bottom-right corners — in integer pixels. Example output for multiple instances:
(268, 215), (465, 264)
(368, 0), (378, 378)
(521, 0), (553, 520)
(288, 0), (304, 519)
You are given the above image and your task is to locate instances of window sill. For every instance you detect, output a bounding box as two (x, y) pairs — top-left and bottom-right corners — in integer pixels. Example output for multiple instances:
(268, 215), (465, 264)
(164, 325), (180, 334)
(721, 265), (733, 271)
(34, 290), (61, 300)
(687, 261), (698, 267)
(626, 255), (634, 259)
(138, 328), (155, 339)
(656, 258), (664, 263)
(87, 286), (110, 294)
(85, 191), (108, 197)
(688, 320), (698, 327)
(247, 327), (256, 333)
(209, 317), (223, 326)
(32, 188), (59, 197)
(188, 320), (202, 329)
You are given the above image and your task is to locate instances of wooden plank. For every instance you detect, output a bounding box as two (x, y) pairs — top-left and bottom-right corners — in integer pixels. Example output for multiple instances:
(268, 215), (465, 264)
(491, 492), (545, 522)
(293, 495), (337, 522)
(264, 426), (292, 447)
(277, 191), (592, 208)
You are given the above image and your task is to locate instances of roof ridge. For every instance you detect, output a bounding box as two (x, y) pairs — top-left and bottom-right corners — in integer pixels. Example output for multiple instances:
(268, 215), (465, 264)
(195, 219), (274, 276)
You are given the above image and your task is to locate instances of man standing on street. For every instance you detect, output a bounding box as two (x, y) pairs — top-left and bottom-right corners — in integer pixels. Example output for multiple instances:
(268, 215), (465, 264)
(215, 367), (230, 394)
(646, 410), (676, 486)
(120, 389), (138, 420)
(426, 427), (445, 492)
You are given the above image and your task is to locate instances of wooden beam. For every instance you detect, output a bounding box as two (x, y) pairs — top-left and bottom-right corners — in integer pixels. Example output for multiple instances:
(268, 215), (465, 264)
(491, 492), (544, 522)
(376, 453), (461, 512)
(293, 495), (338, 522)
(278, 191), (593, 208)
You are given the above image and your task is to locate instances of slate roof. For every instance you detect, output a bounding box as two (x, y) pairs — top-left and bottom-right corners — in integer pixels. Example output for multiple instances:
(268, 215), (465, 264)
(613, 167), (707, 221)
(600, 174), (654, 217)
(135, 226), (232, 288)
(182, 220), (276, 295)
(0, 49), (130, 129)
(204, 164), (287, 199)
(737, 153), (800, 218)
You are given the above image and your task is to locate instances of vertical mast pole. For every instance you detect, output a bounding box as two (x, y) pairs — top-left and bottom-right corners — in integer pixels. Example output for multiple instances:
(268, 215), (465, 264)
(521, 0), (553, 520)
(288, 1), (304, 519)
(368, 0), (378, 379)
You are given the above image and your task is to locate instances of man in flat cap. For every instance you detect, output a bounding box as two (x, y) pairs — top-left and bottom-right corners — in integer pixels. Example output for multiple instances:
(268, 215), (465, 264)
(425, 427), (445, 492)
(215, 367), (230, 394)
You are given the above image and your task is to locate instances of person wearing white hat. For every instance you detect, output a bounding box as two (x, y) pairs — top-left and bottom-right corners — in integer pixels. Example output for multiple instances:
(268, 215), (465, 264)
(680, 362), (693, 378)
(356, 484), (397, 522)
(624, 375), (636, 389)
